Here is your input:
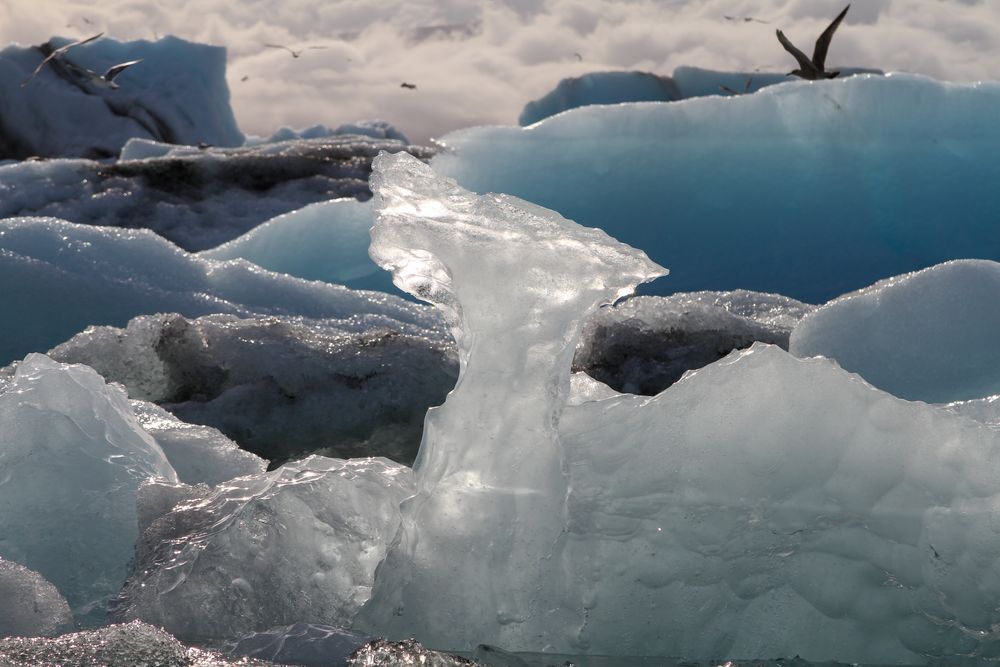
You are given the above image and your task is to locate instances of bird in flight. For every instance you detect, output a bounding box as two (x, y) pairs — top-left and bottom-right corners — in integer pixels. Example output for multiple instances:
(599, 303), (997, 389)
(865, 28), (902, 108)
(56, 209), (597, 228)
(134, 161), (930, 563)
(59, 57), (143, 89)
(264, 43), (328, 58)
(776, 4), (850, 80)
(22, 32), (103, 86)
(724, 15), (769, 24)
(400, 82), (417, 90)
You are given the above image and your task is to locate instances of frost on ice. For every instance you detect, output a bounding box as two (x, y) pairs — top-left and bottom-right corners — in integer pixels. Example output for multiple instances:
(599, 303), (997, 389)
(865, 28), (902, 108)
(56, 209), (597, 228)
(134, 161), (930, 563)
(0, 354), (176, 624)
(352, 151), (1000, 664)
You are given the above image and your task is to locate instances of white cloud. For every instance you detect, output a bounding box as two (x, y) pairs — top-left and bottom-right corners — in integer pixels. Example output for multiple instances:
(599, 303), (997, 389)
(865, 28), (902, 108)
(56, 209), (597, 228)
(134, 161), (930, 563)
(4, 0), (1000, 144)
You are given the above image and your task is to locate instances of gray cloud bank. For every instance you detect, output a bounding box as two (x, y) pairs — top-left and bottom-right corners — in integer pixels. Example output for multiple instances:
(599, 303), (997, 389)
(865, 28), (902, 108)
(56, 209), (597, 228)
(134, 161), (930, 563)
(4, 0), (999, 143)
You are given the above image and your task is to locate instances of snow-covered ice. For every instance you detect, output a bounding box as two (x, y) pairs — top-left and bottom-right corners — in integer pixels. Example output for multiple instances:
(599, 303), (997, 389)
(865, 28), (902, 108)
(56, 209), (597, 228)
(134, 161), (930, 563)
(0, 216), (440, 365)
(0, 137), (432, 251)
(0, 558), (73, 638)
(43, 312), (456, 464)
(575, 290), (812, 394)
(438, 74), (1000, 302)
(790, 259), (1000, 403)
(0, 35), (242, 159)
(0, 354), (176, 624)
(113, 456), (413, 640)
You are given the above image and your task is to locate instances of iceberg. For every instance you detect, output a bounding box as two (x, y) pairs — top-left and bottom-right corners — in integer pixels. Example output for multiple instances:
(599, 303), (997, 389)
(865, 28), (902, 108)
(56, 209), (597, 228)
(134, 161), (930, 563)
(790, 259), (1000, 403)
(352, 152), (1000, 664)
(0, 215), (440, 365)
(436, 74), (1000, 303)
(223, 623), (371, 666)
(0, 35), (242, 159)
(113, 456), (413, 640)
(0, 136), (432, 251)
(42, 312), (456, 464)
(0, 354), (176, 624)
(0, 558), (73, 638)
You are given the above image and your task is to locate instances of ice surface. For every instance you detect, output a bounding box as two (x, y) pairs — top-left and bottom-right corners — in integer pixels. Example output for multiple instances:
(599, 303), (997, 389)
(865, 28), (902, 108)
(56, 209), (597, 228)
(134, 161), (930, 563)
(0, 36), (242, 160)
(130, 400), (266, 485)
(0, 354), (176, 624)
(574, 291), (812, 394)
(347, 152), (1000, 664)
(520, 67), (882, 126)
(44, 312), (456, 464)
(0, 216), (440, 364)
(0, 621), (269, 666)
(0, 137), (433, 251)
(349, 639), (479, 666)
(260, 119), (410, 145)
(200, 198), (396, 292)
(357, 152), (665, 648)
(437, 74), (1000, 302)
(113, 456), (414, 640)
(223, 623), (371, 666)
(947, 395), (1000, 430)
(790, 259), (1000, 403)
(0, 558), (73, 638)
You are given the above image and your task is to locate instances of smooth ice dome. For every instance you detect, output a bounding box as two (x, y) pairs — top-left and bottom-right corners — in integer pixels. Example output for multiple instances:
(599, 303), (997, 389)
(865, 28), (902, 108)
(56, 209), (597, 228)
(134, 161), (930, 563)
(113, 456), (414, 640)
(790, 259), (1000, 403)
(0, 558), (73, 638)
(44, 312), (456, 464)
(575, 290), (812, 394)
(0, 215), (440, 364)
(0, 35), (242, 159)
(437, 74), (1000, 302)
(0, 354), (176, 624)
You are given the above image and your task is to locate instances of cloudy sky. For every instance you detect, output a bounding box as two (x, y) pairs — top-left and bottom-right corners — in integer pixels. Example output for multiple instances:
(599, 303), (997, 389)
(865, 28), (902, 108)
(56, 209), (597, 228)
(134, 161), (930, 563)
(4, 0), (1000, 143)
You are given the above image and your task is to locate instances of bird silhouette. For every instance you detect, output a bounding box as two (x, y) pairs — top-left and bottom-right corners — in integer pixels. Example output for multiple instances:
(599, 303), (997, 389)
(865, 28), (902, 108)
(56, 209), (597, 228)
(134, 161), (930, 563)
(776, 5), (850, 80)
(61, 57), (143, 89)
(400, 82), (417, 90)
(264, 43), (328, 58)
(22, 32), (103, 86)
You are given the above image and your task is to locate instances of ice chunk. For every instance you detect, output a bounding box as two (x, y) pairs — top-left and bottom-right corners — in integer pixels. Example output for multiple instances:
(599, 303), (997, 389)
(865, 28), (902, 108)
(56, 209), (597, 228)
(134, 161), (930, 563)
(0, 216), (441, 364)
(0, 558), (73, 638)
(112, 456), (414, 640)
(946, 394), (1000, 430)
(261, 119), (410, 144)
(437, 74), (1000, 302)
(0, 354), (176, 624)
(1, 137), (433, 251)
(130, 400), (265, 485)
(200, 198), (396, 292)
(223, 623), (371, 666)
(0, 35), (242, 160)
(790, 260), (1000, 403)
(349, 638), (478, 666)
(0, 620), (269, 666)
(357, 152), (665, 648)
(574, 291), (812, 394)
(43, 312), (457, 464)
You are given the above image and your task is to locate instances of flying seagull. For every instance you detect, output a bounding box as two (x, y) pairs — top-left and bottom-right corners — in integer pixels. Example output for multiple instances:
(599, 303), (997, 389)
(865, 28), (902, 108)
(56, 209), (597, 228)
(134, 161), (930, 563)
(724, 15), (769, 24)
(400, 82), (417, 89)
(60, 57), (143, 89)
(720, 76), (754, 96)
(22, 32), (103, 86)
(776, 4), (850, 80)
(264, 43), (328, 58)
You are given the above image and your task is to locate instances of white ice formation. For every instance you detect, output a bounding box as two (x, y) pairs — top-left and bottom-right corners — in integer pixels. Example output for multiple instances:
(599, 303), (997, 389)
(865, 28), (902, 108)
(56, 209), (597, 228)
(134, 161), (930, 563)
(790, 259), (1000, 403)
(437, 74), (1000, 303)
(0, 354), (176, 624)
(350, 151), (1000, 665)
(0, 216), (440, 364)
(43, 312), (456, 463)
(0, 558), (73, 638)
(575, 290), (812, 394)
(113, 456), (413, 640)
(0, 35), (242, 159)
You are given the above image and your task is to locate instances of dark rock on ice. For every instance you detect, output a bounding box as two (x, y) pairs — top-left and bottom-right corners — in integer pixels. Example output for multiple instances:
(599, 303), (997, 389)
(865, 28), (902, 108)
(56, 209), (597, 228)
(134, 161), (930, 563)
(574, 291), (812, 395)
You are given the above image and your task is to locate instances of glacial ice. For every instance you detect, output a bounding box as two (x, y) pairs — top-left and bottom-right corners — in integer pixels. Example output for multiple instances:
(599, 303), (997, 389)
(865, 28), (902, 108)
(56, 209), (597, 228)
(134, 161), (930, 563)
(44, 312), (456, 464)
(348, 151), (1000, 664)
(113, 456), (413, 640)
(0, 136), (432, 251)
(356, 152), (666, 648)
(223, 623), (371, 666)
(200, 198), (397, 292)
(574, 290), (812, 394)
(0, 558), (72, 638)
(437, 74), (1000, 302)
(0, 354), (176, 624)
(0, 215), (440, 364)
(0, 36), (242, 159)
(790, 259), (1000, 403)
